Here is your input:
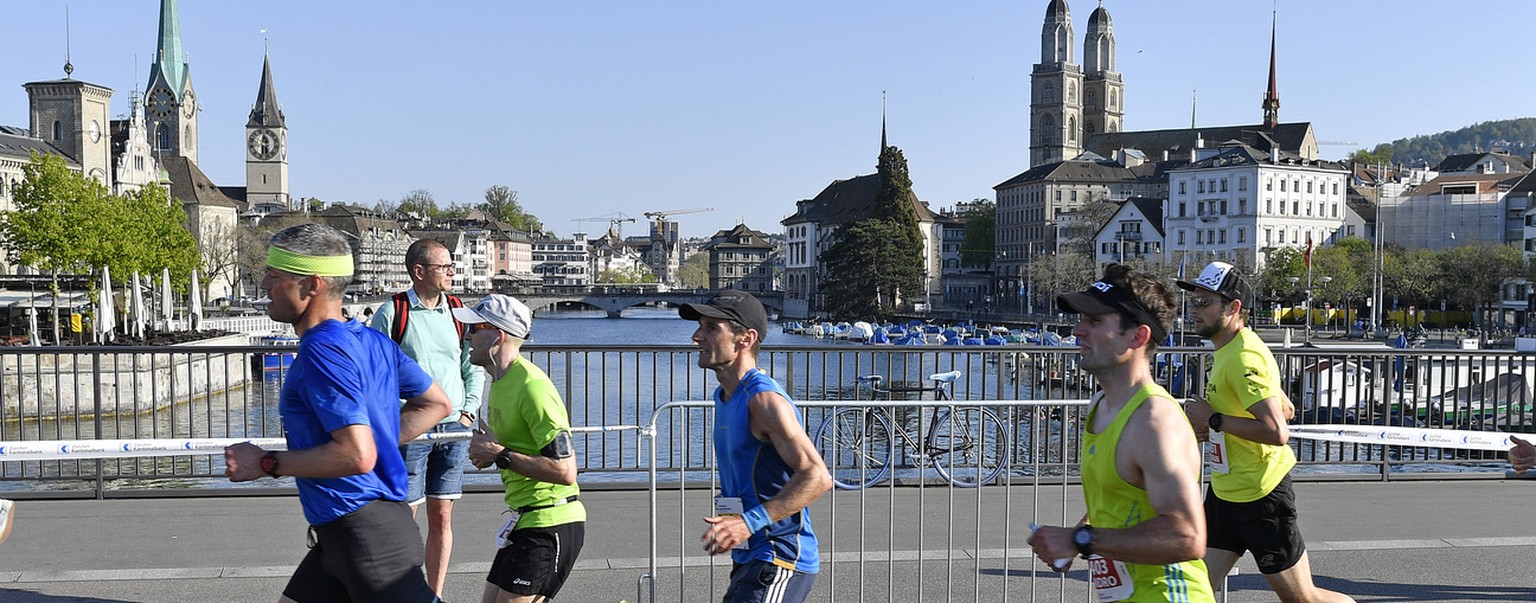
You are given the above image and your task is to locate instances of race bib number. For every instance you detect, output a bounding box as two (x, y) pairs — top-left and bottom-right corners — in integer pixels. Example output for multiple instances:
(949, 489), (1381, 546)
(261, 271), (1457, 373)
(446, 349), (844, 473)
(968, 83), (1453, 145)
(1205, 430), (1230, 474)
(494, 513), (520, 549)
(713, 495), (749, 550)
(1086, 554), (1134, 602)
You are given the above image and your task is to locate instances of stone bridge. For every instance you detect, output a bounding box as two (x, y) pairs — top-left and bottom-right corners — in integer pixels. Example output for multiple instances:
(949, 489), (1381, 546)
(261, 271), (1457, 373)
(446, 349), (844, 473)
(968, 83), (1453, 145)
(464, 290), (785, 318)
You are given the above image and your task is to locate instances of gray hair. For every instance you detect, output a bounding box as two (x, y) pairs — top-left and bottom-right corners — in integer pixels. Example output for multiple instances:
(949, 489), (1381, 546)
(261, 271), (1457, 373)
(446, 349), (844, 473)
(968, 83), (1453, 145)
(268, 223), (355, 296)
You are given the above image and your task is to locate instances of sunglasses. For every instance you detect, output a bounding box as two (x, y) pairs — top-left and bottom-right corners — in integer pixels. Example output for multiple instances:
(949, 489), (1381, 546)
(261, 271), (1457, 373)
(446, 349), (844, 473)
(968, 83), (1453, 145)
(418, 263), (455, 273)
(1189, 296), (1229, 309)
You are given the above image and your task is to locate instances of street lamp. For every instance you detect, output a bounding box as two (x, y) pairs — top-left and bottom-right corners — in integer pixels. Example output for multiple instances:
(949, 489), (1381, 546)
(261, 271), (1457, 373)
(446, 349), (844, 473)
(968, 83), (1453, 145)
(1316, 276), (1333, 339)
(1286, 276), (1300, 337)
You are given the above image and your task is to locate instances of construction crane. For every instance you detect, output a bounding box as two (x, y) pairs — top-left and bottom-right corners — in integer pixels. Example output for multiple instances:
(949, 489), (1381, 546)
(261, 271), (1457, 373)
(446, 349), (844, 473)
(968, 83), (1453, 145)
(572, 212), (636, 238)
(643, 207), (714, 222)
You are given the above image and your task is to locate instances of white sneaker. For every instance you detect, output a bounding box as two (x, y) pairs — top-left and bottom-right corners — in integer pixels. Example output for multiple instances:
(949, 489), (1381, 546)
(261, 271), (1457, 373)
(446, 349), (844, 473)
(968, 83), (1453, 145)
(0, 499), (13, 545)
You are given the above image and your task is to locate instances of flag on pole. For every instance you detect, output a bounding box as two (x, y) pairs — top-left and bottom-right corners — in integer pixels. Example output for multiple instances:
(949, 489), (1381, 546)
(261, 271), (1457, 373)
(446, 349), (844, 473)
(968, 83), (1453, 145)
(1177, 255), (1187, 280)
(1304, 236), (1314, 269)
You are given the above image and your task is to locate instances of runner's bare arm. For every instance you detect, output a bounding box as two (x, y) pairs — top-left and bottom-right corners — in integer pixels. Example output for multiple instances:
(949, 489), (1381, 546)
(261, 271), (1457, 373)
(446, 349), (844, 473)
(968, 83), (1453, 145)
(227, 424), (380, 481)
(398, 383), (453, 446)
(749, 391), (834, 521)
(469, 429), (577, 485)
(1185, 393), (1289, 446)
(1088, 397), (1206, 565)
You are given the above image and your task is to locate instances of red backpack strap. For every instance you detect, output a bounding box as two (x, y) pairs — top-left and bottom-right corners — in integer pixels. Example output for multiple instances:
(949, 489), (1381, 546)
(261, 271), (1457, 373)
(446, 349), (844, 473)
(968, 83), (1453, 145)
(446, 295), (466, 341)
(390, 291), (411, 343)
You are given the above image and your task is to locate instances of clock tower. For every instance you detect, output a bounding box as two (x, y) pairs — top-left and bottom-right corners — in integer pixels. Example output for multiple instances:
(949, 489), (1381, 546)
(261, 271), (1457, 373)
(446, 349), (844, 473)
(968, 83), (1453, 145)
(144, 0), (198, 164)
(246, 53), (290, 211)
(24, 78), (114, 186)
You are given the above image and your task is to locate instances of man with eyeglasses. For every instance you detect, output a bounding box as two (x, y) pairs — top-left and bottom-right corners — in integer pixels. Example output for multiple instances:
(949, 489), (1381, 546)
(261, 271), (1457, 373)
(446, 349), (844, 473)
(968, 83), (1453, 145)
(369, 238), (485, 597)
(457, 294), (586, 603)
(227, 223), (452, 602)
(1178, 261), (1355, 603)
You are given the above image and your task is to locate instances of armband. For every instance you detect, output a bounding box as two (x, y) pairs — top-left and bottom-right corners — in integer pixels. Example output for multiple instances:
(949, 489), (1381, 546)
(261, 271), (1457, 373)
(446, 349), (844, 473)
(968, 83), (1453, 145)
(540, 431), (574, 460)
(742, 505), (772, 533)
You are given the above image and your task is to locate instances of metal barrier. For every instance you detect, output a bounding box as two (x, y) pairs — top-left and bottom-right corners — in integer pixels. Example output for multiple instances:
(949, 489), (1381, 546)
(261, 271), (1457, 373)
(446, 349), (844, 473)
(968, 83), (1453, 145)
(639, 398), (1095, 603)
(1, 343), (1532, 495)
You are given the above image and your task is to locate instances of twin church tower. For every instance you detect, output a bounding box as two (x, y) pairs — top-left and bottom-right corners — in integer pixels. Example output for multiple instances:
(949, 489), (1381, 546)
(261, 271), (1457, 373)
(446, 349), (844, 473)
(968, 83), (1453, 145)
(1030, 0), (1122, 168)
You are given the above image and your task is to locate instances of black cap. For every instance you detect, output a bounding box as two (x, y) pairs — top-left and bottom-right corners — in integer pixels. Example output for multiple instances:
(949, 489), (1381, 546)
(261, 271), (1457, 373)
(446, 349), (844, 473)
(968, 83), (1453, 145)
(1057, 272), (1169, 342)
(1175, 261), (1253, 305)
(679, 290), (768, 338)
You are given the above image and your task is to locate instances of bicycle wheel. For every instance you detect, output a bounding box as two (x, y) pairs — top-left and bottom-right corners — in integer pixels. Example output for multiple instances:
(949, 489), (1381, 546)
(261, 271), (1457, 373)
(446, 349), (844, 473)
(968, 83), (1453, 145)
(929, 406), (1009, 487)
(813, 407), (893, 490)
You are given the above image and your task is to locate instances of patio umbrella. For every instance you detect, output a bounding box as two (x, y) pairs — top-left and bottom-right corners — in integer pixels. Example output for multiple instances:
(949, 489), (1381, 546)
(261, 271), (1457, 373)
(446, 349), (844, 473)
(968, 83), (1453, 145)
(160, 268), (174, 330)
(189, 270), (203, 332)
(98, 266), (116, 342)
(131, 272), (147, 339)
(27, 306), (38, 345)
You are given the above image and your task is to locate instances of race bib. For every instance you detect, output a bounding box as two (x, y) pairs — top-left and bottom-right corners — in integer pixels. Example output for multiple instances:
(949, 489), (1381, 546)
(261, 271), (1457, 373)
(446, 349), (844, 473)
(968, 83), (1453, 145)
(713, 495), (749, 550)
(1205, 430), (1230, 474)
(493, 513), (520, 548)
(1086, 554), (1134, 602)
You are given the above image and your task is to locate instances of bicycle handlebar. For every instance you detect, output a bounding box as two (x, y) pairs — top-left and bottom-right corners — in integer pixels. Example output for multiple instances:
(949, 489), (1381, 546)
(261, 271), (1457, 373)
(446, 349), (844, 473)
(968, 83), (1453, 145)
(856, 371), (962, 390)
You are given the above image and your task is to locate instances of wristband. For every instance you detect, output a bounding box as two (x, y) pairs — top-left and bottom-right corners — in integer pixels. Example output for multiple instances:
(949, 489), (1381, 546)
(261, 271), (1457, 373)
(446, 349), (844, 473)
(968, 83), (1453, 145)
(742, 505), (772, 533)
(494, 449), (514, 470)
(1208, 413), (1225, 432)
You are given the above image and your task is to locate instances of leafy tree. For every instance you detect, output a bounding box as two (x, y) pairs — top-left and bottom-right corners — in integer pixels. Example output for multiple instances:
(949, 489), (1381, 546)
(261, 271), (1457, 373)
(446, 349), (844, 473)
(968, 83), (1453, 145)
(0, 154), (115, 275)
(1348, 143), (1394, 166)
(596, 266), (657, 284)
(123, 184), (199, 284)
(397, 189), (439, 219)
(959, 200), (995, 269)
(1438, 243), (1523, 327)
(478, 185), (545, 233)
(1383, 246), (1439, 309)
(821, 144), (925, 316)
(676, 251), (709, 289)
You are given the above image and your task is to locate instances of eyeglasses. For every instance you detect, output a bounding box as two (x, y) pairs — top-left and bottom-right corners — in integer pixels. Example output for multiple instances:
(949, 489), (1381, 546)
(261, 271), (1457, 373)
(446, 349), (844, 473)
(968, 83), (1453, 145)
(418, 263), (455, 274)
(1189, 296), (1227, 309)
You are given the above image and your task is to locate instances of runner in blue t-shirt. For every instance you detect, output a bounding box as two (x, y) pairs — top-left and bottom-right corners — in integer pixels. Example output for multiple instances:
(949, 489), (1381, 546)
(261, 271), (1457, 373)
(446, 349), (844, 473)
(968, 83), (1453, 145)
(679, 291), (832, 603)
(225, 223), (452, 603)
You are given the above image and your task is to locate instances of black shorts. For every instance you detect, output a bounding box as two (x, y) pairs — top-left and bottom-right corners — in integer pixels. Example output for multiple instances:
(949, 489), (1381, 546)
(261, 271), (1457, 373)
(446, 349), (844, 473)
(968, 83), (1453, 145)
(284, 499), (437, 603)
(488, 522), (586, 599)
(1204, 474), (1306, 574)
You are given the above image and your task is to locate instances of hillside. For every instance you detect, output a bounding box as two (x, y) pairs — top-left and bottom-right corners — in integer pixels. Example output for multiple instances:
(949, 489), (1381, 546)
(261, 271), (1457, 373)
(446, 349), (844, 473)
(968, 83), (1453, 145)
(1353, 118), (1536, 167)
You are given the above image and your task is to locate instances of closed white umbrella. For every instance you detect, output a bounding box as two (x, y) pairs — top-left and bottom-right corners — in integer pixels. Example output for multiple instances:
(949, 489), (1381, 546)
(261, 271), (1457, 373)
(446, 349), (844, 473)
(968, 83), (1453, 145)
(27, 305), (39, 345)
(131, 271), (147, 339)
(189, 269), (203, 332)
(98, 266), (116, 342)
(160, 268), (174, 330)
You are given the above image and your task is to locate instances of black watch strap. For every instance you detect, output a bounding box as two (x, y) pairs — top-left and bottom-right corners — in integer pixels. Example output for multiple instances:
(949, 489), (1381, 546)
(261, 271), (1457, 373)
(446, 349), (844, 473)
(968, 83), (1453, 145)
(1073, 525), (1096, 558)
(494, 449), (514, 470)
(1208, 413), (1225, 432)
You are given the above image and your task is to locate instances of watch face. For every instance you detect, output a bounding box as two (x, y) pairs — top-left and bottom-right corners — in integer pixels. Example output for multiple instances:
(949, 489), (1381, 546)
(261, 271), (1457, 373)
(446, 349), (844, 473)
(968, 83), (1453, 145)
(248, 128), (279, 160)
(182, 92), (196, 118)
(87, 120), (101, 143)
(148, 88), (176, 118)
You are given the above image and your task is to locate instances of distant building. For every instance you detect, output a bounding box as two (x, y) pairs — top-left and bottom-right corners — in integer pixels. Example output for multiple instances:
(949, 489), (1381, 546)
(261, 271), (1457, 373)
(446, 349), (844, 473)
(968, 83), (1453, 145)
(702, 224), (774, 292)
(1380, 171), (1528, 251)
(532, 234), (591, 286)
(1089, 197), (1164, 268)
(310, 204), (413, 296)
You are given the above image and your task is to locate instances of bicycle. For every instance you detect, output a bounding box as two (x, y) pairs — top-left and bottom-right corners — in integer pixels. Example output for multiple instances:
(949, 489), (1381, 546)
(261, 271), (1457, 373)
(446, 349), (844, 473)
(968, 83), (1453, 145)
(813, 370), (1009, 490)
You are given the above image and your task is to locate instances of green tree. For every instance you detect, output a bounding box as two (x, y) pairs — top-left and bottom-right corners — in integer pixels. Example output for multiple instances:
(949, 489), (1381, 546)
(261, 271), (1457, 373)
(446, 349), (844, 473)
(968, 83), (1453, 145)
(478, 185), (545, 233)
(821, 144), (925, 316)
(960, 200), (995, 269)
(596, 266), (657, 284)
(0, 154), (115, 275)
(1439, 243), (1523, 327)
(1348, 143), (1394, 165)
(676, 251), (709, 289)
(397, 189), (439, 219)
(122, 184), (199, 283)
(1382, 246), (1438, 309)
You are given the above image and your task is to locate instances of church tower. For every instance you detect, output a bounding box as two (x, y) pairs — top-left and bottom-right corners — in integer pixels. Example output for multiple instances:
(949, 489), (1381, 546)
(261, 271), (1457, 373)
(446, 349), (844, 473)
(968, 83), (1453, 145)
(1030, 0), (1083, 167)
(1081, 2), (1122, 138)
(144, 0), (199, 164)
(246, 52), (290, 211)
(24, 76), (114, 187)
(1261, 11), (1281, 129)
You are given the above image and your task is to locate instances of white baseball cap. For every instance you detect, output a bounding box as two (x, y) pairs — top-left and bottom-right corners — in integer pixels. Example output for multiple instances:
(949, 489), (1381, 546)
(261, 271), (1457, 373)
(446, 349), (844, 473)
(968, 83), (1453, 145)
(452, 294), (533, 339)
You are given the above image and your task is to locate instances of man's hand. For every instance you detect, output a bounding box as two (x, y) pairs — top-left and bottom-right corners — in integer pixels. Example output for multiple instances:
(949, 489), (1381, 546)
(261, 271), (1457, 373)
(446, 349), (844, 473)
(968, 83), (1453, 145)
(1026, 524), (1075, 573)
(700, 514), (751, 555)
(468, 429), (502, 470)
(224, 442), (267, 482)
(1511, 435), (1536, 473)
(1184, 396), (1213, 442)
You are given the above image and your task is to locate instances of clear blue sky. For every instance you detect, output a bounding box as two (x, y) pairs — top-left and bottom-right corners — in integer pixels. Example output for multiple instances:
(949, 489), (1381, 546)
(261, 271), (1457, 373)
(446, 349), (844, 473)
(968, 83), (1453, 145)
(4, 1), (1530, 239)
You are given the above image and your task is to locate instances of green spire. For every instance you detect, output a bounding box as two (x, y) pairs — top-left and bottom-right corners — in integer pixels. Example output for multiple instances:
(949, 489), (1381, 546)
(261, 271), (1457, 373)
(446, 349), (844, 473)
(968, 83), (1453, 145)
(148, 0), (186, 97)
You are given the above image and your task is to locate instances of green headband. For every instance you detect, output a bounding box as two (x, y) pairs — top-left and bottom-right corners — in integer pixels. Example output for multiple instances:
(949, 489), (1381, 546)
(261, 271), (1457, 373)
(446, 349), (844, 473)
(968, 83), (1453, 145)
(266, 246), (354, 277)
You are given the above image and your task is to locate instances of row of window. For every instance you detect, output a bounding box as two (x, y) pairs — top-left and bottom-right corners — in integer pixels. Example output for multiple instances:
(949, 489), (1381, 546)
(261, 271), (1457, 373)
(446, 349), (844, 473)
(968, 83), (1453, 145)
(1098, 241), (1161, 255)
(1178, 177), (1340, 197)
(1173, 197), (1340, 219)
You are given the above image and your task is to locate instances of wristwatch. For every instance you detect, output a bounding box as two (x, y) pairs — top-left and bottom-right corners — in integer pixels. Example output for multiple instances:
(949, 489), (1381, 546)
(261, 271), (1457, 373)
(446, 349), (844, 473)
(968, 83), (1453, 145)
(260, 451), (281, 478)
(1072, 525), (1096, 558)
(494, 448), (514, 470)
(460, 411), (477, 424)
(1208, 413), (1225, 432)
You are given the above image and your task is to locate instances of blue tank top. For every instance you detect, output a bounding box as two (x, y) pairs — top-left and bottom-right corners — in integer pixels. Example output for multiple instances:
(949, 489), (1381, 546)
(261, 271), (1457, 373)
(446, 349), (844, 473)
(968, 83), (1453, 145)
(714, 369), (819, 573)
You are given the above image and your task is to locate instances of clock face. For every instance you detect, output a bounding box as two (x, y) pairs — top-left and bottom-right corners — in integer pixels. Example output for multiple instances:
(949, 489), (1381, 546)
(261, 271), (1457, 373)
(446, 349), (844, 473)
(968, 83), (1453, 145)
(182, 91), (196, 118)
(87, 120), (101, 143)
(147, 87), (176, 119)
(248, 128), (279, 161)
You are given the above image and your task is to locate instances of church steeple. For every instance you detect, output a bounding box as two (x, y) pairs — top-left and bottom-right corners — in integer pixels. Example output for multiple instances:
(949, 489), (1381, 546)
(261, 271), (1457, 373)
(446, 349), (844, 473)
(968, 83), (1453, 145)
(148, 0), (186, 99)
(248, 53), (285, 128)
(1262, 10), (1281, 129)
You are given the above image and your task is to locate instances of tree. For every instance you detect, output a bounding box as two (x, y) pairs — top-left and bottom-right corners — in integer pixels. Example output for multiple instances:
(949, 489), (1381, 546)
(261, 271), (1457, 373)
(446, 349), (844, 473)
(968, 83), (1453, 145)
(596, 266), (657, 284)
(676, 251), (709, 289)
(1058, 194), (1120, 256)
(960, 200), (995, 269)
(821, 144), (925, 316)
(397, 189), (439, 219)
(1439, 243), (1523, 327)
(478, 185), (543, 233)
(0, 154), (115, 275)
(1348, 143), (1394, 166)
(1383, 246), (1438, 309)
